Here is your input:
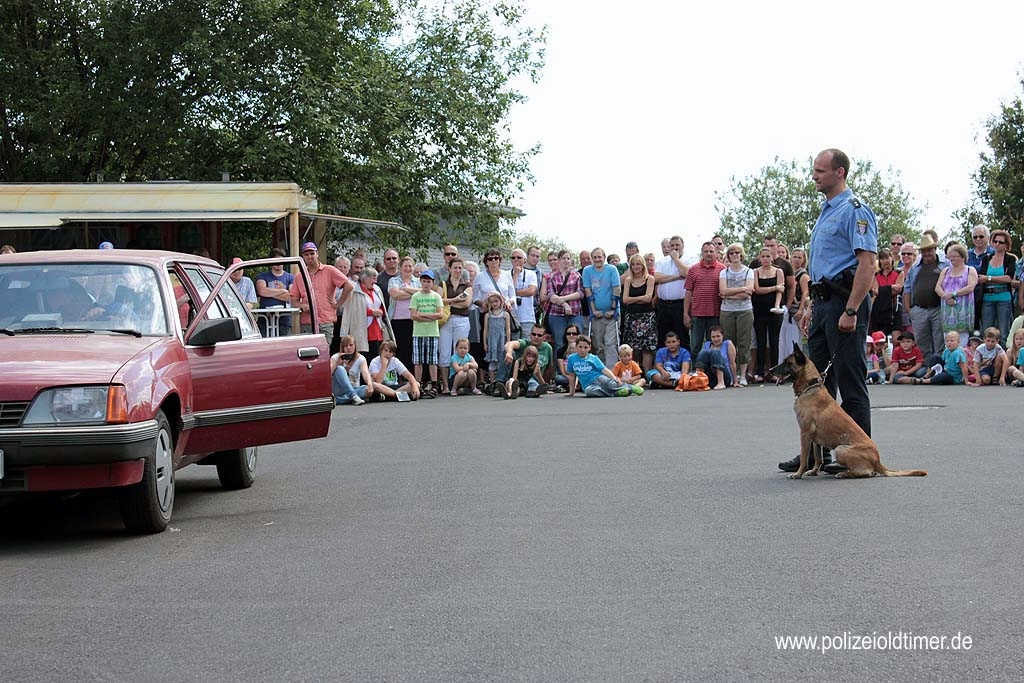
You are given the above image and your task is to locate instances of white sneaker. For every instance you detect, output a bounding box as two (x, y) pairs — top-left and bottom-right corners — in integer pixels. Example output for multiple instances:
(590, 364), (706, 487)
(351, 395), (365, 406)
(930, 363), (943, 376)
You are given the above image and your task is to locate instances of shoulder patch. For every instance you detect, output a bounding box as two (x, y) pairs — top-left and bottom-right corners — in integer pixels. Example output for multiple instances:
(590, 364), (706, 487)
(856, 219), (868, 235)
(848, 197), (861, 208)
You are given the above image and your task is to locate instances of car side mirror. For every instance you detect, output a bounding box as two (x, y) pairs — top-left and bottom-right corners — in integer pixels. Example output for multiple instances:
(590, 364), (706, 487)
(188, 317), (242, 346)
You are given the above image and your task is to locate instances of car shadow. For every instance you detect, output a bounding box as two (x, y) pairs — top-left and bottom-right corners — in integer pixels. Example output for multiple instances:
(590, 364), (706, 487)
(0, 475), (219, 547)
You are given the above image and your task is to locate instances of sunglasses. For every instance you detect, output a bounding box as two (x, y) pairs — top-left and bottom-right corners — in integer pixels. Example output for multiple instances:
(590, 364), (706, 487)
(972, 235), (985, 239)
(486, 255), (501, 261)
(890, 241), (903, 246)
(385, 256), (398, 260)
(444, 252), (457, 257)
(530, 332), (544, 337)
(993, 240), (1007, 245)
(511, 255), (524, 259)
(566, 331), (579, 336)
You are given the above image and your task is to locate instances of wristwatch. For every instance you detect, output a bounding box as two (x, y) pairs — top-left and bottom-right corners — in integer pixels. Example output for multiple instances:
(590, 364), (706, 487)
(844, 307), (857, 317)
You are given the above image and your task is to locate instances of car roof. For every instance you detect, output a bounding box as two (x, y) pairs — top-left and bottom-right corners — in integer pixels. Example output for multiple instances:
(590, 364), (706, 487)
(0, 249), (221, 269)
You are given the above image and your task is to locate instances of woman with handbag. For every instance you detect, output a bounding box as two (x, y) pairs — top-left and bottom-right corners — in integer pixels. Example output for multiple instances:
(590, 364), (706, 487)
(438, 258), (473, 393)
(978, 230), (1017, 344)
(472, 247), (518, 331)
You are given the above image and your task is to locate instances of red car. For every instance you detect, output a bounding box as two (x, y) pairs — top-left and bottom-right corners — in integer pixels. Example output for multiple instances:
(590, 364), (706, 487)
(0, 250), (333, 533)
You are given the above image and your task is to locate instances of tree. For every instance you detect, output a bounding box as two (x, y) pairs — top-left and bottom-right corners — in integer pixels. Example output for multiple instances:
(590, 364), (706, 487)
(969, 78), (1024, 251)
(500, 229), (568, 258)
(714, 156), (923, 257)
(0, 0), (545, 249)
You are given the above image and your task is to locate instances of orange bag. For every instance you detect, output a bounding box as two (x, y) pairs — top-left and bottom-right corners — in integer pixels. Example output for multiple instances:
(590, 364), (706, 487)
(675, 370), (710, 392)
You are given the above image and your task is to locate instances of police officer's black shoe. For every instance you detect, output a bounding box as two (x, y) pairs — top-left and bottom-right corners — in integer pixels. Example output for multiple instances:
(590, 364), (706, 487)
(778, 456), (802, 472)
(822, 456), (847, 475)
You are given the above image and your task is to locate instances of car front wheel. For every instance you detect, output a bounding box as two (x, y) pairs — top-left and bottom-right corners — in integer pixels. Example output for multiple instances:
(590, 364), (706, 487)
(216, 446), (257, 490)
(120, 410), (175, 533)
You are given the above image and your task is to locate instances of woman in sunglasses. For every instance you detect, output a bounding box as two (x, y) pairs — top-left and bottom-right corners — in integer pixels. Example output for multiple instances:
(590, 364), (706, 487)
(978, 230), (1017, 344)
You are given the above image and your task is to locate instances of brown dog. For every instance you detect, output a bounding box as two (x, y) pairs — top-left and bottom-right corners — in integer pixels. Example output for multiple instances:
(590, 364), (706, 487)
(770, 343), (927, 479)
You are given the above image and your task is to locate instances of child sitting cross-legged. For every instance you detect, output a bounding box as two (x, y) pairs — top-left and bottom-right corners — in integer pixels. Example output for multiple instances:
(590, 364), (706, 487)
(369, 340), (421, 400)
(565, 335), (643, 397)
(612, 344), (647, 388)
(890, 332), (926, 384)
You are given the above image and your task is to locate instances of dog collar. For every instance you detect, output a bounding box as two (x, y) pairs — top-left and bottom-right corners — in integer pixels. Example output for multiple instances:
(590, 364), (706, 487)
(798, 377), (825, 397)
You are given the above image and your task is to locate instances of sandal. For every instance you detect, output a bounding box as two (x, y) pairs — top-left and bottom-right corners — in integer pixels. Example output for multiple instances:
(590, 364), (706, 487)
(471, 388), (483, 395)
(449, 389), (458, 397)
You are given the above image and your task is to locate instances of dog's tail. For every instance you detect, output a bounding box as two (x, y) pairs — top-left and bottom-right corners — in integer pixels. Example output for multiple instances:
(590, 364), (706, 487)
(876, 463), (927, 477)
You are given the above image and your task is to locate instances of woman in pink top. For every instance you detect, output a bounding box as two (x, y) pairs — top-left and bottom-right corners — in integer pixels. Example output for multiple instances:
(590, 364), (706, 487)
(540, 249), (583, 346)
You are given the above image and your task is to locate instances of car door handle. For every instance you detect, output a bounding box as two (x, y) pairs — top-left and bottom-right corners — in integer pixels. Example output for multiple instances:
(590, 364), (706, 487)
(297, 347), (320, 360)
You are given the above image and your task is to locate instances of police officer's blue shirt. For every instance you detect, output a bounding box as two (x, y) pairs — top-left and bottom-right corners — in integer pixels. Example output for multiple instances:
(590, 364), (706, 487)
(808, 188), (878, 283)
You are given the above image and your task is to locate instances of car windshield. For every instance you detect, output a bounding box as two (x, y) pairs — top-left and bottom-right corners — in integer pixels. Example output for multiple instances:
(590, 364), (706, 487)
(0, 263), (168, 336)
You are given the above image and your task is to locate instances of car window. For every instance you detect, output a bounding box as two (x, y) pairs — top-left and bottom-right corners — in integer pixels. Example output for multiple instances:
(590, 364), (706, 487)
(182, 267), (229, 319)
(213, 271), (259, 338)
(0, 263), (168, 335)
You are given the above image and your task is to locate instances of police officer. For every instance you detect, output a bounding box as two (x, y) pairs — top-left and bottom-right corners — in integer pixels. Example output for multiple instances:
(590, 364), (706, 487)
(779, 148), (878, 474)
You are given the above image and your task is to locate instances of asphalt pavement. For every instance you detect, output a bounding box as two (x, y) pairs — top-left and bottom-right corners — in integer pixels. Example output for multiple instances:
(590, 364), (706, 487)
(1, 383), (1021, 682)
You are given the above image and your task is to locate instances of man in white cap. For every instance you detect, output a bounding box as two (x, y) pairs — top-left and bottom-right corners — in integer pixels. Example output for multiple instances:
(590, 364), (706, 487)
(290, 241), (352, 342)
(229, 257), (258, 309)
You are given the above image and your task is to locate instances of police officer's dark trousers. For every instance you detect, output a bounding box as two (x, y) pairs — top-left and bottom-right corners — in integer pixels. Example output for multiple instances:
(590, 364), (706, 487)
(807, 294), (871, 437)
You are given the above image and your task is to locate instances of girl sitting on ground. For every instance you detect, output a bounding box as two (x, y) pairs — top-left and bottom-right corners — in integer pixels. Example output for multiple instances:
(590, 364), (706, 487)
(1004, 328), (1024, 386)
(448, 337), (481, 396)
(330, 335), (374, 405)
(695, 325), (736, 390)
(498, 344), (546, 399)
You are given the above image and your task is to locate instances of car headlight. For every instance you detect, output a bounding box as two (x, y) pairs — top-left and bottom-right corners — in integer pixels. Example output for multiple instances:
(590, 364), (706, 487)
(23, 386), (111, 425)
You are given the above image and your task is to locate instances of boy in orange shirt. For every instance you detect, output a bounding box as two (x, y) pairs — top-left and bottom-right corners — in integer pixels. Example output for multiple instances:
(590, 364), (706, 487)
(612, 344), (647, 389)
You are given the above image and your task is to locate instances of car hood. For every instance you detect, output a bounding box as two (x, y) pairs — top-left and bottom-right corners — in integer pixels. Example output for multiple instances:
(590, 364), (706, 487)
(1, 335), (163, 400)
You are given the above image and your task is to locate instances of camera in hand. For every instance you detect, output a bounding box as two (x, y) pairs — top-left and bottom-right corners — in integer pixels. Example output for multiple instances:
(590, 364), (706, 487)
(340, 353), (354, 361)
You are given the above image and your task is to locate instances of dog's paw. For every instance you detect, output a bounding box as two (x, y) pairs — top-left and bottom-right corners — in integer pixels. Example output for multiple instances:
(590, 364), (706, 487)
(788, 473), (803, 480)
(805, 470), (819, 477)
(833, 472), (847, 479)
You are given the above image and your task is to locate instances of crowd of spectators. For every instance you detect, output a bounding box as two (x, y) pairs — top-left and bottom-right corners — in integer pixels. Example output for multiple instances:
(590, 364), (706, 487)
(221, 228), (1024, 403)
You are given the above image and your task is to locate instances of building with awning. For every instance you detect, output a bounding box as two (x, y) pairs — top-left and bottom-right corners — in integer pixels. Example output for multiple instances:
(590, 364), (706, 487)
(0, 182), (402, 260)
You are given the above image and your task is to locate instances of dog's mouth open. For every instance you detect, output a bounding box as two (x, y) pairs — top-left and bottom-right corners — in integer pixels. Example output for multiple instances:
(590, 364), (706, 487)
(769, 361), (794, 384)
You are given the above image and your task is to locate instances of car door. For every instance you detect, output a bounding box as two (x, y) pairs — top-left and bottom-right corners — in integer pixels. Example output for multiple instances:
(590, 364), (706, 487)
(175, 258), (332, 456)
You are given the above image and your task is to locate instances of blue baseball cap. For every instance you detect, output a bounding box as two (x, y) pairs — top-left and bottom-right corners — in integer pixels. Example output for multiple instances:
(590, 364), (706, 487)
(419, 269), (436, 281)
(99, 241), (114, 250)
(301, 242), (318, 253)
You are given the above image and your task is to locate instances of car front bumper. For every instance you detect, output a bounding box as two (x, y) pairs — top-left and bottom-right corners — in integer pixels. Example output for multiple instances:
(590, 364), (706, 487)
(0, 420), (160, 468)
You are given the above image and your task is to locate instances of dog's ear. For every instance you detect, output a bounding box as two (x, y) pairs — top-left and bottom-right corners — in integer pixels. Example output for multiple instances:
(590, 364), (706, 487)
(792, 343), (806, 364)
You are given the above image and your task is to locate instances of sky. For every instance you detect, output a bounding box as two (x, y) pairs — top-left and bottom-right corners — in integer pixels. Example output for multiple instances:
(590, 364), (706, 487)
(505, 0), (1024, 257)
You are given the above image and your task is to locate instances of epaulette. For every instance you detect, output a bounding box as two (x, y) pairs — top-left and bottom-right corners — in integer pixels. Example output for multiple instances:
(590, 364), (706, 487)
(848, 196), (861, 209)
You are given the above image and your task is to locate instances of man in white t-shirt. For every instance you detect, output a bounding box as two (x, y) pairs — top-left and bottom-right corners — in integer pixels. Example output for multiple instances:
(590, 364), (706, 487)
(509, 248), (538, 329)
(654, 235), (691, 347)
